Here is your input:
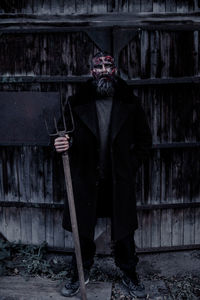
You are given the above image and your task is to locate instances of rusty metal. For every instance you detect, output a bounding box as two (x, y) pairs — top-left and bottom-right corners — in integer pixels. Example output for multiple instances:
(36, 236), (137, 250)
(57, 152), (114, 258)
(45, 104), (87, 300)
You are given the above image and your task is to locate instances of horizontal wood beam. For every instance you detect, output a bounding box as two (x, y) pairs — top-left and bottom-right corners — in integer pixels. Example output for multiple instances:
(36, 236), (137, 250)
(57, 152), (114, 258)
(48, 244), (200, 254)
(152, 142), (200, 149)
(1, 75), (200, 86)
(1, 201), (200, 210)
(1, 13), (200, 30)
(0, 142), (199, 148)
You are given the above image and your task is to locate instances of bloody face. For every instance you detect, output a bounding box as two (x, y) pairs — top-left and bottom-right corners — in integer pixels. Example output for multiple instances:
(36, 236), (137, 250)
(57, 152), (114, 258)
(91, 55), (117, 81)
(91, 55), (117, 96)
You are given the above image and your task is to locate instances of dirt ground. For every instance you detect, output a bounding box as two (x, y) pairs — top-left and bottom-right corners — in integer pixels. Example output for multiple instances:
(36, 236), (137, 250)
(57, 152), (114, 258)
(0, 242), (200, 299)
(92, 249), (200, 299)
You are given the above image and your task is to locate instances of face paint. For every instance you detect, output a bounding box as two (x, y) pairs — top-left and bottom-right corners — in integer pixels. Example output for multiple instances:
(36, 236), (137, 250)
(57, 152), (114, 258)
(91, 56), (117, 81)
(91, 55), (117, 96)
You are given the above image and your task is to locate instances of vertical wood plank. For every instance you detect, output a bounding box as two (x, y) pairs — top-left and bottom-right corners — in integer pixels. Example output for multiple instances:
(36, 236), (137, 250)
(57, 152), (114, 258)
(0, 207), (7, 239)
(5, 207), (21, 243)
(194, 207), (200, 244)
(177, 0), (189, 13)
(26, 0), (33, 13)
(64, 0), (76, 14)
(118, 0), (129, 12)
(91, 0), (108, 13)
(141, 210), (151, 248)
(171, 150), (183, 204)
(183, 208), (195, 245)
(150, 150), (161, 204)
(18, 147), (30, 203)
(161, 209), (172, 247)
(43, 149), (53, 204)
(150, 31), (160, 78)
(165, 0), (177, 12)
(129, 34), (141, 79)
(129, 0), (141, 12)
(29, 147), (44, 203)
(32, 0), (40, 14)
(140, 0), (153, 12)
(0, 149), (5, 202)
(140, 31), (150, 79)
(31, 208), (45, 245)
(135, 166), (142, 206)
(86, 0), (92, 13)
(64, 230), (74, 249)
(161, 149), (172, 204)
(4, 148), (20, 202)
(135, 210), (142, 248)
(53, 209), (65, 248)
(194, 0), (200, 11)
(76, 0), (88, 13)
(171, 209), (183, 246)
(20, 208), (32, 244)
(188, 0), (195, 11)
(160, 32), (171, 78)
(51, 0), (62, 14)
(151, 209), (161, 247)
(193, 31), (199, 76)
(153, 0), (166, 12)
(45, 208), (54, 247)
(151, 88), (160, 144)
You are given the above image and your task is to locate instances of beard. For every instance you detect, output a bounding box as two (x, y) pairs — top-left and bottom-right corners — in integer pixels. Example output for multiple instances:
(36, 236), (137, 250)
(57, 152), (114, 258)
(93, 76), (116, 97)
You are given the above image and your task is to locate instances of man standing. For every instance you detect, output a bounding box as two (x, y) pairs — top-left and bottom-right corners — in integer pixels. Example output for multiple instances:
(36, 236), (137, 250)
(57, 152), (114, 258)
(54, 52), (152, 298)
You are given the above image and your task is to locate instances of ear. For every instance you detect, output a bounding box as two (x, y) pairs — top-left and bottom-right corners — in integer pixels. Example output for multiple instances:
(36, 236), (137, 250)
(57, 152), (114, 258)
(111, 67), (118, 76)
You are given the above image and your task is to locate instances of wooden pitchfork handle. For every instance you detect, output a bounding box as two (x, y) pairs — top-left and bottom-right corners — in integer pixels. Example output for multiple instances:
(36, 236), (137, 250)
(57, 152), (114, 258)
(62, 149), (87, 300)
(44, 102), (86, 299)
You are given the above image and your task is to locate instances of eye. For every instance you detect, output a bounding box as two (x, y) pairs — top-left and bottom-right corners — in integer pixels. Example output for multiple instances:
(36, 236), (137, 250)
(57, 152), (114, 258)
(94, 65), (102, 69)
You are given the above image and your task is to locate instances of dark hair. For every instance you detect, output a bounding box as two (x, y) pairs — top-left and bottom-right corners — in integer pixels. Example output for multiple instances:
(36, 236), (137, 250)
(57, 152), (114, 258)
(91, 52), (115, 68)
(92, 51), (112, 59)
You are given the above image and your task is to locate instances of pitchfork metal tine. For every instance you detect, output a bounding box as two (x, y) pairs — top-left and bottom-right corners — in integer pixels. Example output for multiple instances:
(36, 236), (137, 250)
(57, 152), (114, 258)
(54, 117), (59, 133)
(44, 102), (75, 137)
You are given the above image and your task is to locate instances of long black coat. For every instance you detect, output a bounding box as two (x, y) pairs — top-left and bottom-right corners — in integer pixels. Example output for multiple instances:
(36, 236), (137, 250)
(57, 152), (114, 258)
(62, 78), (152, 241)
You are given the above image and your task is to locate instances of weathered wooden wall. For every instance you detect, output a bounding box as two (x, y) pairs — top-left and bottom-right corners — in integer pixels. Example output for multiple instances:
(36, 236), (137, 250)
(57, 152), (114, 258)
(0, 0), (200, 253)
(0, 0), (199, 14)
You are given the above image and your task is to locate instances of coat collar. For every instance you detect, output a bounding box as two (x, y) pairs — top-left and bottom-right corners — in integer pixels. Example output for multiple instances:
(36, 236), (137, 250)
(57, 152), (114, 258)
(72, 78), (135, 143)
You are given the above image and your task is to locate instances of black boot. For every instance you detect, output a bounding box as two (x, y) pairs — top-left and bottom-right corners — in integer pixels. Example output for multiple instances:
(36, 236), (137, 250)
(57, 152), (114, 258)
(122, 270), (147, 299)
(60, 268), (90, 297)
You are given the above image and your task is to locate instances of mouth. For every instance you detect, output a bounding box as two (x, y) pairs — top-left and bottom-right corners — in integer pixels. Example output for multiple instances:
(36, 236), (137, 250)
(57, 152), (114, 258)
(99, 75), (111, 80)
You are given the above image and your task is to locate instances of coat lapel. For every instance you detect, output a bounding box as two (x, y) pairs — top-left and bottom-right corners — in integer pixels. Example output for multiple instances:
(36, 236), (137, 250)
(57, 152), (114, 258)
(73, 101), (99, 139)
(110, 99), (133, 143)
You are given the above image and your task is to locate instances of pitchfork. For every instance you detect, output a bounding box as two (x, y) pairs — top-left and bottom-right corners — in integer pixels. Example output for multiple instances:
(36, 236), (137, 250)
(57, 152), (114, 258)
(45, 103), (87, 300)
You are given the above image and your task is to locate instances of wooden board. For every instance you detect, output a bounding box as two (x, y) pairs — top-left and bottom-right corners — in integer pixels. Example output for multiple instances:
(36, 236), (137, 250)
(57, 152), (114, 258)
(0, 276), (112, 300)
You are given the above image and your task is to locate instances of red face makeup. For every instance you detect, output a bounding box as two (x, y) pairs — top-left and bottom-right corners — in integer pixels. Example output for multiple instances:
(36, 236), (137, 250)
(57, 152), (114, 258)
(91, 56), (117, 80)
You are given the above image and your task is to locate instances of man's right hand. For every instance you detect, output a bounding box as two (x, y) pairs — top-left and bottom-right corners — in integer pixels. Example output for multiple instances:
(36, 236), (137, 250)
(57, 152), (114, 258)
(54, 134), (70, 153)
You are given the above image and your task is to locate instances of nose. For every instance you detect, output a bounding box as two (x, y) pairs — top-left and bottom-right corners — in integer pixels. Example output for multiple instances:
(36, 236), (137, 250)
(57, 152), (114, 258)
(101, 64), (107, 73)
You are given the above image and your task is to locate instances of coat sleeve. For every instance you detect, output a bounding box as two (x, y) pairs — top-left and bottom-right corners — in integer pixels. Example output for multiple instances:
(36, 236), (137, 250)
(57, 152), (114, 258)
(131, 98), (152, 172)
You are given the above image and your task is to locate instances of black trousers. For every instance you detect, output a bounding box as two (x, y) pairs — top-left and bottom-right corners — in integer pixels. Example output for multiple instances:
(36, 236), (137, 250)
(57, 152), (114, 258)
(72, 179), (139, 275)
(71, 233), (139, 275)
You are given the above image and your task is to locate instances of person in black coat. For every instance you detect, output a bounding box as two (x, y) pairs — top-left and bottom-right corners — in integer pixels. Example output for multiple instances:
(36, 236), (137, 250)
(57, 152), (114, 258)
(54, 52), (152, 298)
